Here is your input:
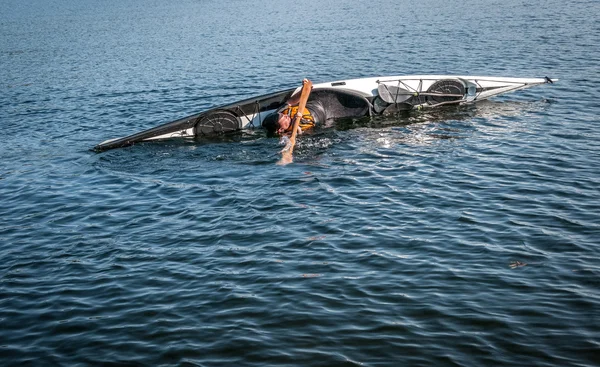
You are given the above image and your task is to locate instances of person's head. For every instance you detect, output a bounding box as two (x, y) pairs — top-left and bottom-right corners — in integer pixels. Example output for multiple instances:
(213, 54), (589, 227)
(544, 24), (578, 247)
(262, 112), (292, 136)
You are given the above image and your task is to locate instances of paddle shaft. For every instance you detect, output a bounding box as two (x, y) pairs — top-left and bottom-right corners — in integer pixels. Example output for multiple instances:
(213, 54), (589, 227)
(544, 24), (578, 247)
(286, 79), (313, 154)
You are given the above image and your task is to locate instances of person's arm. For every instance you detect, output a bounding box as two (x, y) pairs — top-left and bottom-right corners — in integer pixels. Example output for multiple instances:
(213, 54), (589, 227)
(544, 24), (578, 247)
(286, 94), (300, 106)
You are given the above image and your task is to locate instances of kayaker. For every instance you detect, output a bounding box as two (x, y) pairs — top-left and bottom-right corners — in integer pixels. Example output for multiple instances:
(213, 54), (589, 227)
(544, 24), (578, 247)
(262, 79), (318, 136)
(262, 79), (371, 136)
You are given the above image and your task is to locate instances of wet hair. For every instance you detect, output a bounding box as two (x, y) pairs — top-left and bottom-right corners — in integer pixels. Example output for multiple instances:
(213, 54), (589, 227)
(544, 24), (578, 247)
(262, 112), (281, 136)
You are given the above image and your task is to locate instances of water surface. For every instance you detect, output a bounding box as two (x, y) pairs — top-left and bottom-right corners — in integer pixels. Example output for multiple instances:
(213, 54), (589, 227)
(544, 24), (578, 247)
(1, 0), (599, 366)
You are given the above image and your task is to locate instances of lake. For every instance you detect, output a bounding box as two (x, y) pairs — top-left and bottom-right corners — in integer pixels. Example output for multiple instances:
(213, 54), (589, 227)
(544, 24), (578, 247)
(1, 0), (598, 365)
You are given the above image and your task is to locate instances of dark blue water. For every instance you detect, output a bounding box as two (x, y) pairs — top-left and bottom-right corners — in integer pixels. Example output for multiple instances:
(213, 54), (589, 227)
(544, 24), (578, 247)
(1, 0), (599, 365)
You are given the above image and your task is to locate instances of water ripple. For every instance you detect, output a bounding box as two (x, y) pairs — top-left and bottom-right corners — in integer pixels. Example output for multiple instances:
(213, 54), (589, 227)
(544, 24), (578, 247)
(2, 0), (600, 366)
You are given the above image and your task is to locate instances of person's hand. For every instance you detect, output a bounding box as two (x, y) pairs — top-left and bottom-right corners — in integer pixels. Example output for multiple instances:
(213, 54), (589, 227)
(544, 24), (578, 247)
(296, 125), (302, 135)
(302, 78), (313, 90)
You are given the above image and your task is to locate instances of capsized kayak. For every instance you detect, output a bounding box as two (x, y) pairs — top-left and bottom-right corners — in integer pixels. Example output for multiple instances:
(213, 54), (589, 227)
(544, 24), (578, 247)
(94, 75), (557, 152)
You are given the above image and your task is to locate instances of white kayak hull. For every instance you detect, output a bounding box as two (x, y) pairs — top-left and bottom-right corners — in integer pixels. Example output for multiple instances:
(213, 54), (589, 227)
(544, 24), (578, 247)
(95, 75), (556, 151)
